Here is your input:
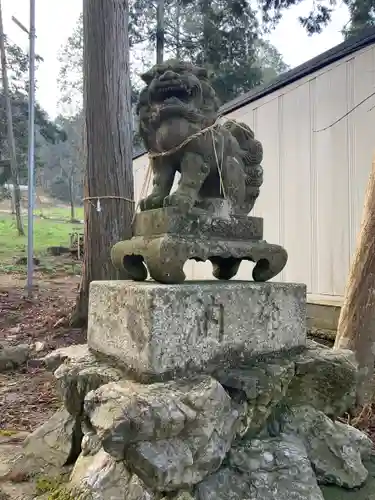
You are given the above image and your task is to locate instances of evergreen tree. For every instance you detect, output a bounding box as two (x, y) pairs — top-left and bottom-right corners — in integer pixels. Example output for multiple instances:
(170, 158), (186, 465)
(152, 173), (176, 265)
(0, 38), (64, 187)
(51, 0), (289, 205)
(128, 0), (289, 103)
(342, 0), (375, 38)
(261, 0), (375, 36)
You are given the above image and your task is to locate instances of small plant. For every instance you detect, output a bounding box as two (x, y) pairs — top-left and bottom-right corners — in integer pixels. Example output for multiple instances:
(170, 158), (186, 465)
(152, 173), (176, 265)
(35, 475), (64, 495)
(47, 487), (76, 500)
(34, 474), (86, 500)
(48, 486), (88, 500)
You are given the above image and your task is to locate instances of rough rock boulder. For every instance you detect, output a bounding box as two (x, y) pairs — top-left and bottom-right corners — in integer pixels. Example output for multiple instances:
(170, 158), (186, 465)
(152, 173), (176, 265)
(84, 375), (244, 491)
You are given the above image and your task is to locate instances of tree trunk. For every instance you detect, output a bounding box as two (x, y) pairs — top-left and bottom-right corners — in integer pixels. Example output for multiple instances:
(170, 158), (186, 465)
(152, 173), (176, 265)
(175, 1), (181, 59)
(10, 189), (15, 214)
(200, 0), (212, 63)
(68, 174), (75, 222)
(0, 0), (24, 236)
(156, 0), (165, 64)
(71, 0), (134, 328)
(334, 155), (375, 406)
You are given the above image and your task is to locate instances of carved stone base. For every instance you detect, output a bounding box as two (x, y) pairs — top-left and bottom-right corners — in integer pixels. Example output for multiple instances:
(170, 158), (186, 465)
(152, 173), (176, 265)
(111, 207), (288, 284)
(88, 280), (307, 380)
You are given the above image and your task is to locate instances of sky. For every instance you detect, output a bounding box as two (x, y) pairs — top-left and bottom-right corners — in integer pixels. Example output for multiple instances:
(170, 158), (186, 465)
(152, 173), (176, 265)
(2, 0), (350, 119)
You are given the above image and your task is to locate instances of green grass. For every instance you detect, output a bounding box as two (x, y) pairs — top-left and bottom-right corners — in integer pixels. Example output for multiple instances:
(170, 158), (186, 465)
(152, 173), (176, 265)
(0, 214), (83, 275)
(34, 206), (84, 221)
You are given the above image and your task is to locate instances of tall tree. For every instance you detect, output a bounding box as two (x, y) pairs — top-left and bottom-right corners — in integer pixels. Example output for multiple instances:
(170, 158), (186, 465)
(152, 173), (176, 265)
(261, 0), (375, 35)
(334, 156), (375, 407)
(72, 0), (134, 326)
(38, 113), (84, 217)
(0, 96), (66, 186)
(59, 2), (290, 105)
(129, 0), (287, 103)
(58, 13), (84, 112)
(254, 39), (289, 82)
(342, 0), (375, 38)
(53, 2), (289, 207)
(179, 0), (264, 102)
(0, 0), (24, 235)
(58, 12), (143, 156)
(156, 0), (165, 63)
(0, 36), (65, 189)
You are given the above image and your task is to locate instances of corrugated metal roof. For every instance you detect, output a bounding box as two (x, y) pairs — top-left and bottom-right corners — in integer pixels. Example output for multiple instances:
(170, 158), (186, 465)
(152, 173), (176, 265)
(133, 26), (375, 160)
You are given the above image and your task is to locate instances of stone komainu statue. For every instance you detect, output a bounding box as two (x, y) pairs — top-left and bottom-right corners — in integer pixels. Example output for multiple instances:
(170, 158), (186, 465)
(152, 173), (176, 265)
(137, 59), (264, 215)
(110, 59), (287, 284)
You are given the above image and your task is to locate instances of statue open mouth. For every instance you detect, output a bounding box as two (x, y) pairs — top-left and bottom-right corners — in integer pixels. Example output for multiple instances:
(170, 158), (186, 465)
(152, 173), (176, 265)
(153, 81), (191, 102)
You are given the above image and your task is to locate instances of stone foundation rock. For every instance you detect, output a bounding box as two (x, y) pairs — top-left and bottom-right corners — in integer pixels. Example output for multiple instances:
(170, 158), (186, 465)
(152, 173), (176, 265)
(69, 449), (151, 500)
(285, 343), (358, 418)
(12, 281), (374, 499)
(225, 434), (325, 500)
(0, 342), (31, 371)
(22, 408), (80, 468)
(19, 340), (372, 499)
(54, 345), (124, 417)
(283, 406), (373, 489)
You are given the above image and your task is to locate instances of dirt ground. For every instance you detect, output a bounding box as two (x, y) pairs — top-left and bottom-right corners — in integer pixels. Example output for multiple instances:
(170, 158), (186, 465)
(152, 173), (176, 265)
(0, 273), (85, 431)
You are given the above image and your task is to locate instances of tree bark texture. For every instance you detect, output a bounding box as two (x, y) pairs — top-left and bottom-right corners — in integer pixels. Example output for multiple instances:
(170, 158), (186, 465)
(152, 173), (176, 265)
(72, 0), (134, 327)
(334, 155), (375, 406)
(156, 0), (165, 64)
(175, 1), (181, 59)
(0, 0), (24, 236)
(201, 0), (211, 64)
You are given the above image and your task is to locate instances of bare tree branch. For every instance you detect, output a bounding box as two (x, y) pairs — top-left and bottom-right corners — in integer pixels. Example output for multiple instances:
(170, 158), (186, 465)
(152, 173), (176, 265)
(314, 90), (375, 133)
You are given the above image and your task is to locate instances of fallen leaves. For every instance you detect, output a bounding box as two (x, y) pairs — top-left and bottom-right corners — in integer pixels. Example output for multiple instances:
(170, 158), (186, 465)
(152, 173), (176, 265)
(0, 276), (85, 432)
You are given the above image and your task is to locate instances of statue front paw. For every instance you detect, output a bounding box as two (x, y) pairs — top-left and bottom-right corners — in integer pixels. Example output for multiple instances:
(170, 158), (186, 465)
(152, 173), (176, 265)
(139, 194), (165, 211)
(163, 192), (194, 212)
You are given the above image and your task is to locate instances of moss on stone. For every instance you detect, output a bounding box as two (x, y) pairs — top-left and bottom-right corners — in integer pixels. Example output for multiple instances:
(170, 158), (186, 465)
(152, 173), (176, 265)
(34, 474), (78, 499)
(45, 485), (89, 500)
(0, 429), (18, 437)
(35, 475), (63, 495)
(46, 487), (76, 500)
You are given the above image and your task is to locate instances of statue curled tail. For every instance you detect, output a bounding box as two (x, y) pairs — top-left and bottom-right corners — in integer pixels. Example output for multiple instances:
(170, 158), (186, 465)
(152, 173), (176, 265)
(224, 120), (264, 213)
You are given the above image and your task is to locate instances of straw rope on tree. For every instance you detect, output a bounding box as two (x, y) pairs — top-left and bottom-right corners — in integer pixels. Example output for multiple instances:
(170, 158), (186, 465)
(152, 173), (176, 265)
(334, 154), (375, 409)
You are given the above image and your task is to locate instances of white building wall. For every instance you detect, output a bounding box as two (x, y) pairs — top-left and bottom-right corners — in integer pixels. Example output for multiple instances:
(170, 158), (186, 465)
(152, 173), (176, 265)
(132, 43), (375, 301)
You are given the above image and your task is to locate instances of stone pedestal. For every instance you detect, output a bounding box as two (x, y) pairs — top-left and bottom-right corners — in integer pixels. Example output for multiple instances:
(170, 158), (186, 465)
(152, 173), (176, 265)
(15, 279), (373, 500)
(88, 280), (306, 380)
(111, 207), (288, 284)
